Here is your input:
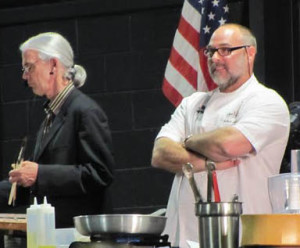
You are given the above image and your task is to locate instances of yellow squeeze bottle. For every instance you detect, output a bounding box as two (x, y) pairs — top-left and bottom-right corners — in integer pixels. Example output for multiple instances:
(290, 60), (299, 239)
(37, 197), (56, 248)
(27, 197), (40, 248)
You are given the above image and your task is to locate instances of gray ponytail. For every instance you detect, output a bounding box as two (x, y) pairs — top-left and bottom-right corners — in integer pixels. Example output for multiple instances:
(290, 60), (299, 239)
(65, 64), (87, 88)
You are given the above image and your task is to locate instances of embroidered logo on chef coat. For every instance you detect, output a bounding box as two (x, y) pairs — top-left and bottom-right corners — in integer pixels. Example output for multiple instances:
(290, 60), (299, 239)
(221, 111), (238, 126)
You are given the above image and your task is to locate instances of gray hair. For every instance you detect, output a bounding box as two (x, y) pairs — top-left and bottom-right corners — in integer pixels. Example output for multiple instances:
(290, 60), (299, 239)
(19, 32), (86, 88)
(239, 25), (257, 49)
(219, 23), (257, 50)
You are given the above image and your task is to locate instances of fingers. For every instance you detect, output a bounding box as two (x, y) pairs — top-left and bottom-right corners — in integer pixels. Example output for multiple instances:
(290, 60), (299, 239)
(215, 159), (240, 170)
(233, 159), (241, 166)
(9, 168), (21, 184)
(9, 174), (24, 186)
(8, 161), (38, 187)
(9, 175), (17, 184)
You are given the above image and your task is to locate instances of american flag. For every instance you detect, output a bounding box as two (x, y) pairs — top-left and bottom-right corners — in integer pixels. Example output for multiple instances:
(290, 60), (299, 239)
(162, 0), (229, 106)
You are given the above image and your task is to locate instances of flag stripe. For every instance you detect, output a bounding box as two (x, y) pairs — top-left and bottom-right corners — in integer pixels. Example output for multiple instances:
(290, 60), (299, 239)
(196, 59), (208, 92)
(169, 48), (198, 88)
(173, 31), (199, 72)
(182, 0), (201, 31)
(164, 61), (196, 96)
(162, 78), (183, 107)
(162, 0), (228, 106)
(199, 49), (216, 90)
(178, 16), (199, 51)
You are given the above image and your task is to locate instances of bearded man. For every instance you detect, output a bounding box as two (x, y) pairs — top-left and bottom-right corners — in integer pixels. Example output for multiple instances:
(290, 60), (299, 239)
(151, 23), (290, 248)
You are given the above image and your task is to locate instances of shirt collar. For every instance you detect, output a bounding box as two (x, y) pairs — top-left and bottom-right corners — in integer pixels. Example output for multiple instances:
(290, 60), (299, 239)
(44, 82), (75, 115)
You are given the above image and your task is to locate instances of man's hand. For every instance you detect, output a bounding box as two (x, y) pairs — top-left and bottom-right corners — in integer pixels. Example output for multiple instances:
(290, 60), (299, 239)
(9, 161), (38, 187)
(185, 126), (254, 162)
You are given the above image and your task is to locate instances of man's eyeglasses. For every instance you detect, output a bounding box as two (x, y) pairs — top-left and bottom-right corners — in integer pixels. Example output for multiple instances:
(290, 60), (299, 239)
(204, 45), (250, 58)
(22, 60), (39, 74)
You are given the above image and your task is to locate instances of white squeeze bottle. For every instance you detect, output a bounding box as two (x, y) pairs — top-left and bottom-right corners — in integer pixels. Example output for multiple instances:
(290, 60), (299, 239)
(37, 196), (56, 248)
(27, 197), (40, 248)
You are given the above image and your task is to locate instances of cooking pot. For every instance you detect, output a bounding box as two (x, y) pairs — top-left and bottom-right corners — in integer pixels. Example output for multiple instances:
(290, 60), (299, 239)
(73, 214), (167, 236)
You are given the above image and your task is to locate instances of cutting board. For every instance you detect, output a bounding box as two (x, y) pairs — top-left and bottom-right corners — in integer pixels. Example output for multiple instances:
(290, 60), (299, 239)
(241, 214), (300, 246)
(0, 213), (26, 231)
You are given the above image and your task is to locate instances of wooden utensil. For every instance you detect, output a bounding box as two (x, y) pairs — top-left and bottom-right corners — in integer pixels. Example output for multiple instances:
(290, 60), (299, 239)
(8, 137), (27, 206)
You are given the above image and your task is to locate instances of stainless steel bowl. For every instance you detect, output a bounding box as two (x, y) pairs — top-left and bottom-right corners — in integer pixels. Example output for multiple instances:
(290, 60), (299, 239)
(73, 214), (167, 236)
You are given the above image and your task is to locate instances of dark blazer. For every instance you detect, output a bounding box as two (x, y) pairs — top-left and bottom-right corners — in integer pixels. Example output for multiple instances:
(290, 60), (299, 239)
(25, 88), (114, 227)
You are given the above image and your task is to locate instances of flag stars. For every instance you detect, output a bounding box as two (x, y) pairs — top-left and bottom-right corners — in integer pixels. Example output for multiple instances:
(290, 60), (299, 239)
(208, 11), (215, 20)
(212, 0), (219, 7)
(223, 4), (229, 13)
(201, 7), (205, 14)
(198, 0), (204, 4)
(219, 17), (227, 25)
(203, 25), (211, 34)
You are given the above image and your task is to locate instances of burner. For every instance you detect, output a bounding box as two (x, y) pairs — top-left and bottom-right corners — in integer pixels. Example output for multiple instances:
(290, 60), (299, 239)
(69, 235), (171, 248)
(91, 234), (168, 243)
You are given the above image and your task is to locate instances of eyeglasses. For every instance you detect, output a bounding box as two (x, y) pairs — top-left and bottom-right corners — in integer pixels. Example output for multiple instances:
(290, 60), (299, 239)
(22, 60), (39, 74)
(204, 45), (250, 58)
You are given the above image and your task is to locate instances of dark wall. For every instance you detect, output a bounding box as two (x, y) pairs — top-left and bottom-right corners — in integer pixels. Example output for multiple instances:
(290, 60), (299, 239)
(0, 0), (296, 214)
(293, 0), (300, 101)
(263, 0), (294, 103)
(0, 0), (180, 214)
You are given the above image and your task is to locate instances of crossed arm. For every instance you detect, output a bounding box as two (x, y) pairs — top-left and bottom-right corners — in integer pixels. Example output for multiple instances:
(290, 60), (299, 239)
(151, 126), (253, 173)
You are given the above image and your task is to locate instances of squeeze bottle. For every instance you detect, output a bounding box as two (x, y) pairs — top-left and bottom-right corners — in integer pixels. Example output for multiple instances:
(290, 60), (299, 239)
(37, 196), (56, 248)
(26, 197), (40, 248)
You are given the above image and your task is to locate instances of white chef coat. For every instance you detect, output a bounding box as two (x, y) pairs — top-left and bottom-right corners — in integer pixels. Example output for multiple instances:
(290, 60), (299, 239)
(156, 75), (290, 248)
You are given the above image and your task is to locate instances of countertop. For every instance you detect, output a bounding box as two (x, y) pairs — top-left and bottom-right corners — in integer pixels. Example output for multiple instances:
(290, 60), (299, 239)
(0, 213), (26, 231)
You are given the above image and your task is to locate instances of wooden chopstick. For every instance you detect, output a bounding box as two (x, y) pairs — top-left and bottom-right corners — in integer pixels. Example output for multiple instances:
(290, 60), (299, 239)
(8, 164), (17, 206)
(8, 137), (27, 206)
(8, 182), (17, 206)
(8, 162), (23, 206)
(8, 136), (27, 206)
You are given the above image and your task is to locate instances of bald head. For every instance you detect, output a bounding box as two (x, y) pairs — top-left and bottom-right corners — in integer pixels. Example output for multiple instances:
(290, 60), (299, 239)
(212, 23), (257, 49)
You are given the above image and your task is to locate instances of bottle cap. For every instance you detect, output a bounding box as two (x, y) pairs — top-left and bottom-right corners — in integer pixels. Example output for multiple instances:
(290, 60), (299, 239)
(27, 197), (40, 210)
(40, 196), (54, 213)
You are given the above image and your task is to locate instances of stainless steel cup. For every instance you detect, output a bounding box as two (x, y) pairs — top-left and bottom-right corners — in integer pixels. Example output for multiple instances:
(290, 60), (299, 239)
(195, 202), (242, 248)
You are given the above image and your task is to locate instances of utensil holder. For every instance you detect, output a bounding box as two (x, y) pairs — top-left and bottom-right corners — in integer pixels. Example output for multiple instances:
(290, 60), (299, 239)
(195, 202), (242, 248)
